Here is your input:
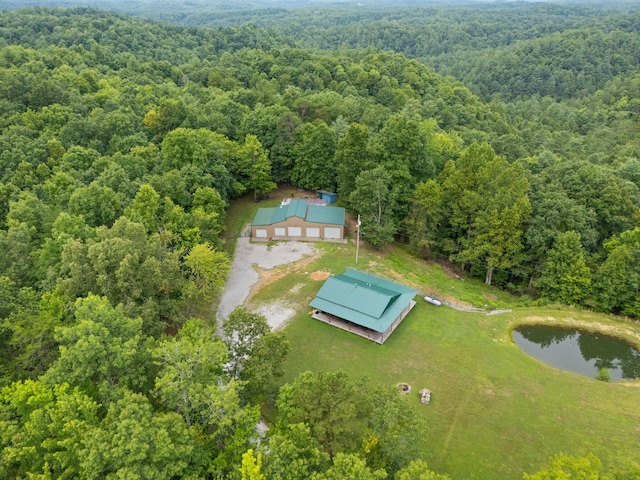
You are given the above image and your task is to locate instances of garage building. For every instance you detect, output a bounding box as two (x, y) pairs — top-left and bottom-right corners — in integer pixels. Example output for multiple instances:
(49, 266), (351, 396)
(251, 199), (345, 242)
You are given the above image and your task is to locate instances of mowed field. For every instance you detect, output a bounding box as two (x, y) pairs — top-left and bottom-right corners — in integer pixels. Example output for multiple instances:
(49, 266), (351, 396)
(248, 242), (640, 479)
(227, 192), (640, 479)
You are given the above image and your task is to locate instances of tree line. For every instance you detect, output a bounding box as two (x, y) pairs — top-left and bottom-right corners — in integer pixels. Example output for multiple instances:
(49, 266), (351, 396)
(0, 7), (488, 479)
(0, 6), (638, 340)
(32, 2), (637, 316)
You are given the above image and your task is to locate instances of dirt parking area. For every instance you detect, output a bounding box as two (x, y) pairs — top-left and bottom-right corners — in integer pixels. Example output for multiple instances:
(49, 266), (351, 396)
(216, 237), (319, 331)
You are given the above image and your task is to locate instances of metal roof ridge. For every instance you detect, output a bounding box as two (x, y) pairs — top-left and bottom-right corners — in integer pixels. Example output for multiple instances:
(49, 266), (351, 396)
(328, 275), (396, 298)
(314, 294), (382, 319)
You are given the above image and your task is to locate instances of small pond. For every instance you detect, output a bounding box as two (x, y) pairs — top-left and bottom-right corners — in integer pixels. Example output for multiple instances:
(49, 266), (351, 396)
(512, 325), (640, 381)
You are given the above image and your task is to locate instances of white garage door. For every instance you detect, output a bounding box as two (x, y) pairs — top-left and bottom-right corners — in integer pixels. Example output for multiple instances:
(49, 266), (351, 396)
(255, 229), (267, 238)
(324, 227), (341, 239)
(274, 227), (286, 237)
(306, 227), (320, 237)
(288, 226), (302, 237)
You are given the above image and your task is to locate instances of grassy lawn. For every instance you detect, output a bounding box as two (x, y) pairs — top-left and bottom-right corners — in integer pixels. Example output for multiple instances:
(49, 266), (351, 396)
(246, 237), (640, 479)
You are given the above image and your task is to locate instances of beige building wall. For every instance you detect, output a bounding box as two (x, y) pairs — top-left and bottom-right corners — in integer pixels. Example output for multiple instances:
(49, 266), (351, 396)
(251, 217), (344, 242)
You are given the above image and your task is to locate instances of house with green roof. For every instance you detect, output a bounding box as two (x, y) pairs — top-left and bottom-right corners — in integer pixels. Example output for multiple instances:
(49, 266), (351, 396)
(309, 269), (418, 344)
(251, 199), (346, 242)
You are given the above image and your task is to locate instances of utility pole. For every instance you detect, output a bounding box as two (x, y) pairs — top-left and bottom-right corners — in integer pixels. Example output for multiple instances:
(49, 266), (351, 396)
(356, 214), (361, 264)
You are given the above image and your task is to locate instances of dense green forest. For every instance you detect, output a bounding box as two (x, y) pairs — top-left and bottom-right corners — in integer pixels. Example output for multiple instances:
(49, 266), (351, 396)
(1, 3), (640, 478)
(139, 0), (640, 312)
(57, 0), (640, 101)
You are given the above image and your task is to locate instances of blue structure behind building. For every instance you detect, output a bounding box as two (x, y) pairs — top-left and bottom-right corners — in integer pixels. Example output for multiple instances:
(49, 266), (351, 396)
(316, 190), (337, 204)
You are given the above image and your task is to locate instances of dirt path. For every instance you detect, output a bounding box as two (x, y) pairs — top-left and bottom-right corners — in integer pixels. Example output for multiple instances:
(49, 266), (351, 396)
(216, 237), (319, 331)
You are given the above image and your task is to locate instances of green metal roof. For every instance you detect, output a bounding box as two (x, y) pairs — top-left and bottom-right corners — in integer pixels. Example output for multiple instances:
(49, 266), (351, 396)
(271, 200), (308, 224)
(251, 199), (345, 227)
(251, 200), (307, 226)
(305, 204), (345, 225)
(252, 207), (277, 226)
(309, 269), (418, 333)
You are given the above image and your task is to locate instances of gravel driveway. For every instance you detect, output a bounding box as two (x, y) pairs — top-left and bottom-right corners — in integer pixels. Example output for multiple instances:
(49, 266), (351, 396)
(216, 237), (318, 331)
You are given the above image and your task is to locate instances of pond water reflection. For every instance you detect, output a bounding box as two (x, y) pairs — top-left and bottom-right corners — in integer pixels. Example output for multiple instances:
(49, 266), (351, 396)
(512, 325), (640, 381)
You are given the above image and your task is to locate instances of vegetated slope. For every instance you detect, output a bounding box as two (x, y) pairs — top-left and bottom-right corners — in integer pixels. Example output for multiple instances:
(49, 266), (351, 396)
(0, 8), (638, 479)
(120, 1), (640, 166)
(72, 1), (640, 167)
(56, 2), (623, 52)
(0, 7), (513, 144)
(0, 8), (480, 480)
(435, 21), (640, 101)
(7, 2), (640, 104)
(0, 6), (292, 62)
(1, 6), (639, 315)
(98, 1), (640, 97)
(0, 5), (515, 376)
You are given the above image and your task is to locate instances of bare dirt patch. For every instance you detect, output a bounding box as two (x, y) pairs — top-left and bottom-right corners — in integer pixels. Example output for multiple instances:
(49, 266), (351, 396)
(248, 253), (322, 301)
(253, 302), (297, 331)
(251, 269), (289, 297)
(310, 270), (331, 281)
(216, 237), (319, 331)
(435, 259), (464, 280)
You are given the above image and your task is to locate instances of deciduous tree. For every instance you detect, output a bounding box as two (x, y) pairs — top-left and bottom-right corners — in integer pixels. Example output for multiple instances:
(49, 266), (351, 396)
(349, 166), (399, 249)
(67, 183), (122, 228)
(261, 423), (330, 480)
(441, 143), (531, 284)
(536, 231), (592, 305)
(291, 120), (337, 191)
(276, 370), (368, 458)
(405, 179), (447, 254)
(222, 306), (290, 402)
(394, 460), (451, 480)
(311, 452), (387, 480)
(124, 184), (161, 233)
(183, 243), (230, 317)
(222, 306), (270, 380)
(80, 390), (194, 480)
(235, 134), (277, 200)
(335, 123), (372, 204)
(0, 380), (99, 479)
(523, 453), (602, 479)
(240, 449), (265, 480)
(594, 227), (640, 317)
(153, 319), (228, 427)
(42, 295), (151, 401)
(363, 386), (426, 475)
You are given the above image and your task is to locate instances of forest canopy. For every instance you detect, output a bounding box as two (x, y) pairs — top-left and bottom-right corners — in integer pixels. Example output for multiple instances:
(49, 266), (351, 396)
(0, 3), (640, 478)
(0, 2), (638, 352)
